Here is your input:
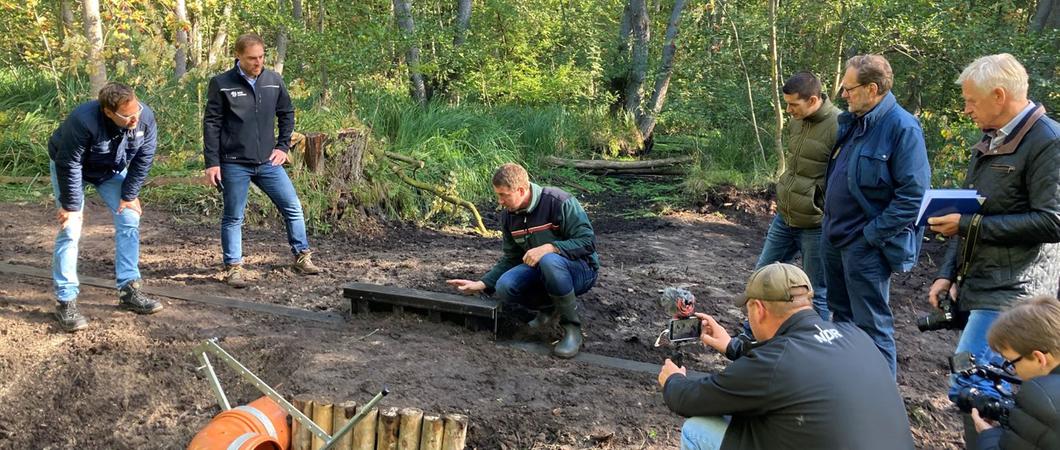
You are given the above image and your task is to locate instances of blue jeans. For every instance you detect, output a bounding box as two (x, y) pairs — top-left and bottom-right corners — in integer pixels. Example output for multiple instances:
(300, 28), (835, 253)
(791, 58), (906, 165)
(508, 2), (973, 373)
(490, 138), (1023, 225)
(680, 416), (729, 450)
(756, 215), (829, 319)
(949, 309), (1009, 401)
(220, 162), (310, 265)
(821, 233), (897, 378)
(494, 253), (597, 310)
(50, 161), (142, 302)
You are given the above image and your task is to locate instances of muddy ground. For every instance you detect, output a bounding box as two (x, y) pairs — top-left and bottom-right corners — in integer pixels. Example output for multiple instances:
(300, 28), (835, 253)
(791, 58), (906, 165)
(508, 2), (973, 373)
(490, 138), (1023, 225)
(0, 184), (965, 449)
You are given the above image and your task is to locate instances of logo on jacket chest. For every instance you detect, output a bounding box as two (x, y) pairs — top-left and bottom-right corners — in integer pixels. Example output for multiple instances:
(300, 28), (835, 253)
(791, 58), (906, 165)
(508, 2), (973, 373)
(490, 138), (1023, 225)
(229, 90), (248, 99)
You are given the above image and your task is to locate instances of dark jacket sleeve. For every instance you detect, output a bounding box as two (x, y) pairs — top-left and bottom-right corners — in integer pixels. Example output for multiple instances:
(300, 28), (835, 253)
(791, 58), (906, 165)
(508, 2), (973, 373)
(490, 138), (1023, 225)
(52, 116), (90, 211)
(863, 123), (930, 247)
(961, 138), (1060, 244)
(481, 228), (523, 292)
(121, 108), (157, 201)
(663, 344), (783, 417)
(203, 77), (224, 168)
(275, 77), (295, 152)
(937, 238), (960, 281)
(551, 197), (596, 259)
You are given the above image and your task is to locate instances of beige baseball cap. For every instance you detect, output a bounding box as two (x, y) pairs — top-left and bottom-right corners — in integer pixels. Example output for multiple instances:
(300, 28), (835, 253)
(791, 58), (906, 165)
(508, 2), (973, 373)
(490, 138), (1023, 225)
(733, 262), (813, 307)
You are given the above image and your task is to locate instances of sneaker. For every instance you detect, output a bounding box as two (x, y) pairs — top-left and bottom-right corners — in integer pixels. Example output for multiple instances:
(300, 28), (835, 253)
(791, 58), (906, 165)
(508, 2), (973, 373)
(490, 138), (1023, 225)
(225, 264), (248, 288)
(118, 280), (163, 314)
(293, 250), (321, 275)
(55, 301), (89, 332)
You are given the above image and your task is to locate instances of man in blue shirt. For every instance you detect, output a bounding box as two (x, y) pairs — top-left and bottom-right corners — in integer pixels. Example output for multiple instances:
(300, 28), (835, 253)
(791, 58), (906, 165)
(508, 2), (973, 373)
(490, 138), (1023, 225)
(47, 82), (163, 332)
(822, 54), (930, 377)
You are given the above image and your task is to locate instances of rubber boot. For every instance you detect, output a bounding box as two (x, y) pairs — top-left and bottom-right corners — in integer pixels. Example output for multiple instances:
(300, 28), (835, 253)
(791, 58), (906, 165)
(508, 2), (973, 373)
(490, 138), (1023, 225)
(527, 307), (555, 329)
(552, 292), (583, 359)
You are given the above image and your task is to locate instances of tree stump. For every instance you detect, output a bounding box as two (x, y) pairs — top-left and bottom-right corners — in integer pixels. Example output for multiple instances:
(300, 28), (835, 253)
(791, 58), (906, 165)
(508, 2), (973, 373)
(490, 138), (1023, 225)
(397, 408), (423, 450)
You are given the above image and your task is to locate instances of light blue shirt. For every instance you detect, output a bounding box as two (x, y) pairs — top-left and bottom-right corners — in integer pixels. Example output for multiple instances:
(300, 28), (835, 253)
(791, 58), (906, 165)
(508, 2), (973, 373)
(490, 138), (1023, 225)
(236, 62), (257, 92)
(990, 102), (1036, 150)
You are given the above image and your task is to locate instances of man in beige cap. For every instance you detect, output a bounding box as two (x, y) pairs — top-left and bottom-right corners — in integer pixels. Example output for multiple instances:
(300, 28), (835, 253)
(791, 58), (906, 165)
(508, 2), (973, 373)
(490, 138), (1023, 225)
(657, 263), (913, 450)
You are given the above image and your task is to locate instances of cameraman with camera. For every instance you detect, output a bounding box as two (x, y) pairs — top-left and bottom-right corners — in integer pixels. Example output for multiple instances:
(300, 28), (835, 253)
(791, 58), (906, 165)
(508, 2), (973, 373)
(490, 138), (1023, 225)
(657, 263), (913, 449)
(925, 54), (1060, 448)
(970, 296), (1060, 449)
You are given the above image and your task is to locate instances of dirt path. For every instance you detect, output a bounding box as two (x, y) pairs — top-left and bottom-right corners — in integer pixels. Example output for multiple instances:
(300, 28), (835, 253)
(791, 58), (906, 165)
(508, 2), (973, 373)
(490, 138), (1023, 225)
(0, 191), (964, 449)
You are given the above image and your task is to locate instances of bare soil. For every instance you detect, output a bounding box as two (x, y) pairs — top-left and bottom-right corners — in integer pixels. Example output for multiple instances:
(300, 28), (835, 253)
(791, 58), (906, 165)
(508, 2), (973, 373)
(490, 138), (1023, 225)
(0, 185), (964, 449)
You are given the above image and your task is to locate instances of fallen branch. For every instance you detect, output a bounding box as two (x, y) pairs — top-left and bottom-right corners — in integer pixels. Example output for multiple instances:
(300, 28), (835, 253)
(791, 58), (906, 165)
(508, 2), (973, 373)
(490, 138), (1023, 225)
(387, 162), (488, 236)
(545, 155), (692, 170)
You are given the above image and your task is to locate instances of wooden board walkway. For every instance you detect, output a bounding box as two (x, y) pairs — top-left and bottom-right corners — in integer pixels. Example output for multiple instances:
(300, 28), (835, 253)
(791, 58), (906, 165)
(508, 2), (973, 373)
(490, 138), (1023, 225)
(343, 282), (499, 333)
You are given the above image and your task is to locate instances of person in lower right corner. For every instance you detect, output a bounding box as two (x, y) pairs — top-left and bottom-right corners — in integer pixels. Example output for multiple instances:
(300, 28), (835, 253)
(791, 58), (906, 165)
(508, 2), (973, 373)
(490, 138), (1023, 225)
(970, 296), (1060, 450)
(656, 263), (913, 450)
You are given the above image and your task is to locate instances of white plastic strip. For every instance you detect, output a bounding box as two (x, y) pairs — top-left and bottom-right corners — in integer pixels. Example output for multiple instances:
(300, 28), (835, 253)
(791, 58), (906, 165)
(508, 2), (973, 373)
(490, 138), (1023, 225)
(235, 405), (278, 439)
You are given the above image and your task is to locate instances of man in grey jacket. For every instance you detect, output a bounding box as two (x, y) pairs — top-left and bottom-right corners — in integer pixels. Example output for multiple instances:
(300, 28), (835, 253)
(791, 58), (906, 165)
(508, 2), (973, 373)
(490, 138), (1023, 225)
(927, 53), (1060, 449)
(658, 263), (913, 450)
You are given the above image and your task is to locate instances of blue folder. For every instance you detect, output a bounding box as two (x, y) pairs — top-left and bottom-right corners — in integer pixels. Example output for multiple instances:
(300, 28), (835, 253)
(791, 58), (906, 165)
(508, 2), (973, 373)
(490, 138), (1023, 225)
(916, 189), (985, 227)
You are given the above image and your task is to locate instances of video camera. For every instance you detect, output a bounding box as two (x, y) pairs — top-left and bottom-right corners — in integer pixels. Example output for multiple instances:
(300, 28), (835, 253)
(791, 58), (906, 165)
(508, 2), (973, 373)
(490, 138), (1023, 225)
(949, 351), (1021, 423)
(918, 290), (968, 332)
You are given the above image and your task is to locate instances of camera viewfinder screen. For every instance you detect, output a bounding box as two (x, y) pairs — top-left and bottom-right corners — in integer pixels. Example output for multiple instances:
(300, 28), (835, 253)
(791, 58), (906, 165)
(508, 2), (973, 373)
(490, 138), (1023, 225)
(670, 317), (701, 342)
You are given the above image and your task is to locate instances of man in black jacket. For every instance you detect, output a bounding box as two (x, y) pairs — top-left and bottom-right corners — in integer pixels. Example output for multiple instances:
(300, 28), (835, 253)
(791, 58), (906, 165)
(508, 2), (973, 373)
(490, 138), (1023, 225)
(926, 53), (1060, 448)
(658, 263), (913, 450)
(47, 82), (163, 332)
(972, 296), (1060, 449)
(203, 33), (320, 288)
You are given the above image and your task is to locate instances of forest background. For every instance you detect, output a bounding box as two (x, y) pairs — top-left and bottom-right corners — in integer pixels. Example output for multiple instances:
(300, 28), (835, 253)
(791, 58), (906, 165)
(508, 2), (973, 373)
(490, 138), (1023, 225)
(0, 0), (1058, 232)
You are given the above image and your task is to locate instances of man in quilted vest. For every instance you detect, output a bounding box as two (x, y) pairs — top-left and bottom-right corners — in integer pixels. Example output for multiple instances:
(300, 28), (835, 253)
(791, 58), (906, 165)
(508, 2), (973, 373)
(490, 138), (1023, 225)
(756, 71), (839, 319)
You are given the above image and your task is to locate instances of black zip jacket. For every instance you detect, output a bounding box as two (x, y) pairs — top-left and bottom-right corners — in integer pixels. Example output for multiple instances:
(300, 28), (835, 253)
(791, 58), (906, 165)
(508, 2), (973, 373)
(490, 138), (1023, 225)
(663, 310), (914, 450)
(203, 64), (295, 168)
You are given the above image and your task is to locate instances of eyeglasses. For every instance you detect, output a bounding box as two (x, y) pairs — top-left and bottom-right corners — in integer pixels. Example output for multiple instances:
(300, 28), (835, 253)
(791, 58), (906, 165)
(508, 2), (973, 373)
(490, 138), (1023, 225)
(113, 102), (143, 121)
(1002, 354), (1025, 372)
(839, 83), (868, 97)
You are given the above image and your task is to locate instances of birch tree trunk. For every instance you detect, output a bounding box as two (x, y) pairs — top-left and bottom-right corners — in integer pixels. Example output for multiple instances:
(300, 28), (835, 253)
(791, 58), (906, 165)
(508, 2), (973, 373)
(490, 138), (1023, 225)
(624, 0), (649, 116)
(190, 0), (203, 68)
(453, 0), (471, 46)
(60, 0), (75, 41)
(607, 1), (633, 112)
(637, 0), (687, 142)
(82, 0), (107, 94)
(393, 0), (427, 104)
(274, 0), (303, 74)
(768, 0), (785, 179)
(318, 0), (331, 104)
(174, 0), (190, 80)
(207, 2), (232, 67)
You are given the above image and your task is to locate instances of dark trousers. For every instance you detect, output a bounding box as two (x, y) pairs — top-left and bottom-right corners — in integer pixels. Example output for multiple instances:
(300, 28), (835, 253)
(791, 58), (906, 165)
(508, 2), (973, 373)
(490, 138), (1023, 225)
(821, 234), (897, 378)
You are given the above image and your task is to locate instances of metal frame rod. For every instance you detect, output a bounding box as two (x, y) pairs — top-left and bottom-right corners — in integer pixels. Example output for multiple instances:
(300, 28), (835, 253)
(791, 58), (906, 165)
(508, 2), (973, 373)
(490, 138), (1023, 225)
(191, 339), (330, 442)
(320, 388), (389, 450)
(195, 351), (231, 411)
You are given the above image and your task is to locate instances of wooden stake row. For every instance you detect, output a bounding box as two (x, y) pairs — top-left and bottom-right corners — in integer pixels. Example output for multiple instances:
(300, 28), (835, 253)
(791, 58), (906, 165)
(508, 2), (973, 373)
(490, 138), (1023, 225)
(290, 399), (468, 450)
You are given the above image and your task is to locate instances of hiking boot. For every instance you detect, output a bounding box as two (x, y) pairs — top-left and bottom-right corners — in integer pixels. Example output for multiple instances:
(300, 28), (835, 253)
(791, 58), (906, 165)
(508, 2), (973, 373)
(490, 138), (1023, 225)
(118, 280), (163, 314)
(551, 292), (583, 359)
(293, 250), (321, 275)
(225, 264), (248, 288)
(55, 301), (89, 332)
(527, 308), (556, 329)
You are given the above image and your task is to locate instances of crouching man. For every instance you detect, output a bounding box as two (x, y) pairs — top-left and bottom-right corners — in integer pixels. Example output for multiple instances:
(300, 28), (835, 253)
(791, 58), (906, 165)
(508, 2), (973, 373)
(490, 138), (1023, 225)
(657, 263), (913, 449)
(447, 163), (599, 358)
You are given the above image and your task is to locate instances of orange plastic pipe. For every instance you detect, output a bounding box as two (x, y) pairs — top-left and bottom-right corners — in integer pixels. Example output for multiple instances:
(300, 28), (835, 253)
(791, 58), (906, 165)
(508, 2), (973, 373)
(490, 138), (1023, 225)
(188, 397), (291, 450)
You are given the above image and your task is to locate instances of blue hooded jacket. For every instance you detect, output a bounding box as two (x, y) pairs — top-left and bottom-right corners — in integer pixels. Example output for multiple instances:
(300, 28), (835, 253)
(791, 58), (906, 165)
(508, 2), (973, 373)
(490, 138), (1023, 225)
(47, 100), (157, 211)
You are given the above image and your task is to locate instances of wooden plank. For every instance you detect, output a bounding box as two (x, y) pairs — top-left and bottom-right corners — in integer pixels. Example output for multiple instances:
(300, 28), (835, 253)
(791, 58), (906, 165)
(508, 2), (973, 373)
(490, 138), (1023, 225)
(499, 341), (707, 377)
(0, 262), (345, 326)
(343, 282), (498, 319)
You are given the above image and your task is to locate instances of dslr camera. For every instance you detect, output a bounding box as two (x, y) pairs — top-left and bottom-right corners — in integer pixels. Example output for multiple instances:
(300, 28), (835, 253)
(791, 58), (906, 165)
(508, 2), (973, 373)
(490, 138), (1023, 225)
(949, 351), (1021, 423)
(917, 290), (968, 332)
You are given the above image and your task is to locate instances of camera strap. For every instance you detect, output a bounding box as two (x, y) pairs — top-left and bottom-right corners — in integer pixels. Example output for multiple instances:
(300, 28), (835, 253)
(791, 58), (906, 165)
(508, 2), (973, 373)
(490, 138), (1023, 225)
(956, 213), (984, 286)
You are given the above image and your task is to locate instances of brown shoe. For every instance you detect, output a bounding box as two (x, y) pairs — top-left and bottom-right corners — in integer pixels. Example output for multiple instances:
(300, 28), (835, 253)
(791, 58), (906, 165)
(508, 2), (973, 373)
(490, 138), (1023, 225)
(293, 250), (321, 275)
(225, 264), (248, 288)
